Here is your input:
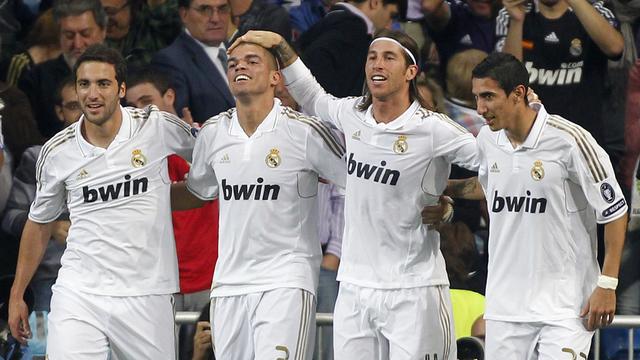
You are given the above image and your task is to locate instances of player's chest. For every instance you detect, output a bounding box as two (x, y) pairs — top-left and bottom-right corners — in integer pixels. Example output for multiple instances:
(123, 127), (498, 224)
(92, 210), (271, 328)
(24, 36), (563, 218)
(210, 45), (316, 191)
(485, 148), (565, 191)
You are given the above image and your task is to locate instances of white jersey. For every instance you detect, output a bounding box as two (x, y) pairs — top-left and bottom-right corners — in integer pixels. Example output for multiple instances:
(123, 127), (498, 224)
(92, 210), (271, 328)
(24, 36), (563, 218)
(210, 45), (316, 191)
(283, 59), (479, 289)
(29, 106), (195, 296)
(478, 103), (627, 322)
(187, 99), (346, 297)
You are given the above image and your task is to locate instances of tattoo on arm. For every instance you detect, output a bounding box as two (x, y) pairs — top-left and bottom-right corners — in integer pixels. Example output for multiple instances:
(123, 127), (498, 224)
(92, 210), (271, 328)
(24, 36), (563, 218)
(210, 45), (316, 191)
(275, 40), (296, 67)
(448, 177), (482, 199)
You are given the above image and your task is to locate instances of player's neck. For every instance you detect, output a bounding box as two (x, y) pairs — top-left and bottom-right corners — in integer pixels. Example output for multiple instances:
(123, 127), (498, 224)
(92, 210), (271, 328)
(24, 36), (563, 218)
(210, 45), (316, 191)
(236, 95), (275, 137)
(371, 95), (412, 124)
(506, 107), (538, 147)
(81, 108), (123, 149)
(538, 1), (568, 19)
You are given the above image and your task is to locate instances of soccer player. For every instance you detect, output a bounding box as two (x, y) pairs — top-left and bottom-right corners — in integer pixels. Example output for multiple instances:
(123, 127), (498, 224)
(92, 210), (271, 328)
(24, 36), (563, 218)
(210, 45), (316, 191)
(446, 52), (627, 358)
(184, 41), (347, 359)
(230, 29), (479, 359)
(8, 44), (196, 359)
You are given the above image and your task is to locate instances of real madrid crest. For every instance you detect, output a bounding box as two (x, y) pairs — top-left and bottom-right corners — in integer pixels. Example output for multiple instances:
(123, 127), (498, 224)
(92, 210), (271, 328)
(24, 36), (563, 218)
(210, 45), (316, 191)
(266, 148), (281, 168)
(131, 149), (147, 168)
(570, 38), (582, 57)
(531, 160), (544, 181)
(393, 135), (408, 154)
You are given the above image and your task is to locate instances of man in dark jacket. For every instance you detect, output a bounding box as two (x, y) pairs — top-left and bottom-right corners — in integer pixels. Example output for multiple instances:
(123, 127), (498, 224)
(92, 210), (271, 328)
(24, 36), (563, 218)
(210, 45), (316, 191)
(297, 0), (400, 97)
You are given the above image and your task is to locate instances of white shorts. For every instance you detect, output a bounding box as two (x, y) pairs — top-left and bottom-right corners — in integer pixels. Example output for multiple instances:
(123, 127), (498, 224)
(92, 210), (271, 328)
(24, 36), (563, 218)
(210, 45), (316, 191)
(333, 283), (456, 360)
(46, 284), (176, 360)
(211, 288), (316, 360)
(485, 318), (594, 359)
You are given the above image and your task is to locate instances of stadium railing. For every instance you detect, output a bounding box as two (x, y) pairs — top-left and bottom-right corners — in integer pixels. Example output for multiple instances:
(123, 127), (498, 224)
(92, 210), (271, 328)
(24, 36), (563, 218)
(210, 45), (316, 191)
(176, 313), (640, 360)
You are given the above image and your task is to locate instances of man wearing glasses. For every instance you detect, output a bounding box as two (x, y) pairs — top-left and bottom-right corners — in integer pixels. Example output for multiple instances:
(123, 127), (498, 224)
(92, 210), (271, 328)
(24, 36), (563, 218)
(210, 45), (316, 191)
(152, 0), (235, 124)
(100, 0), (182, 67)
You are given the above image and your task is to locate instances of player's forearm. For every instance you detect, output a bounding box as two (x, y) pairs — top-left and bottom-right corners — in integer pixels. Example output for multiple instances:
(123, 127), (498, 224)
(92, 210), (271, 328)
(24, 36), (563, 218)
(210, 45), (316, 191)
(171, 182), (207, 210)
(502, 19), (524, 60)
(601, 213), (627, 278)
(10, 219), (51, 297)
(274, 38), (299, 68)
(567, 0), (623, 57)
(445, 177), (485, 200)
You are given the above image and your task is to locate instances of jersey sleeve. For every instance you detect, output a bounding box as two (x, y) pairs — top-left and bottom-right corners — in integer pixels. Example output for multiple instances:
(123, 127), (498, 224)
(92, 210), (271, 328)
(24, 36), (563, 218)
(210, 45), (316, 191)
(282, 58), (357, 133)
(187, 120), (220, 200)
(158, 110), (197, 162)
(28, 147), (67, 223)
(593, 1), (620, 29)
(431, 113), (480, 171)
(567, 130), (627, 223)
(494, 7), (510, 52)
(305, 118), (347, 189)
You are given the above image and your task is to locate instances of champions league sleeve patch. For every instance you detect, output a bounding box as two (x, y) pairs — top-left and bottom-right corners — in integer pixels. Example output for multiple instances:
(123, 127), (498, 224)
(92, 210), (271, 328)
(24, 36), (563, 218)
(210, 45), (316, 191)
(602, 198), (626, 217)
(600, 182), (615, 203)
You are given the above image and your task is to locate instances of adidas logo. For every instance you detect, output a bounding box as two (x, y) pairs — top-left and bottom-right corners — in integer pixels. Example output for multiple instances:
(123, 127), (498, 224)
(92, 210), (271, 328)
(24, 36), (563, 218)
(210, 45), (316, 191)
(490, 162), (500, 173)
(352, 130), (361, 140)
(459, 34), (472, 46)
(220, 153), (230, 163)
(544, 32), (559, 44)
(77, 169), (89, 180)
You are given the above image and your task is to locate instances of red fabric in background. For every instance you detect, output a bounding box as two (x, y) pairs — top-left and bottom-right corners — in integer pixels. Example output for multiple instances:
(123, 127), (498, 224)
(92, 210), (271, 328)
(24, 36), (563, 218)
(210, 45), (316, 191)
(168, 154), (219, 294)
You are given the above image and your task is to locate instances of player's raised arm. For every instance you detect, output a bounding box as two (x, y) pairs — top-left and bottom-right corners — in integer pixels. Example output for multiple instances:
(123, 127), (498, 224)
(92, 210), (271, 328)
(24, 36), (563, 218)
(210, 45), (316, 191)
(9, 219), (52, 343)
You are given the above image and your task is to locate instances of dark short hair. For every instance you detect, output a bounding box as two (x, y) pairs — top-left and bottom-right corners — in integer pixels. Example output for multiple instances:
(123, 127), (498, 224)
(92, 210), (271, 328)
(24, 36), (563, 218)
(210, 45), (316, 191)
(52, 0), (108, 29)
(358, 29), (428, 111)
(471, 52), (529, 96)
(73, 44), (127, 87)
(348, 0), (402, 7)
(127, 67), (172, 95)
(54, 76), (77, 105)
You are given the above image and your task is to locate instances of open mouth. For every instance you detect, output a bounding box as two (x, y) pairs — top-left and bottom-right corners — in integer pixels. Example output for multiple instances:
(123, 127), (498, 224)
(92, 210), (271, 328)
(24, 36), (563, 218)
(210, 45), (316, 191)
(234, 74), (251, 82)
(371, 75), (387, 83)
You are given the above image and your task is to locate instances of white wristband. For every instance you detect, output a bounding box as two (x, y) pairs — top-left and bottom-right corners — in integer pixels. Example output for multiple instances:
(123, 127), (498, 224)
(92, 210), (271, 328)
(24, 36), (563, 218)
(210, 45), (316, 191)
(597, 275), (618, 290)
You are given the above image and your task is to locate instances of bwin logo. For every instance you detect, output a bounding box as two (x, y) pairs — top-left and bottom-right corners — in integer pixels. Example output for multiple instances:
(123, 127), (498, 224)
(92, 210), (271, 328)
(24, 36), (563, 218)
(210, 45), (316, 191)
(347, 153), (399, 185)
(83, 175), (148, 203)
(491, 190), (547, 214)
(222, 178), (280, 200)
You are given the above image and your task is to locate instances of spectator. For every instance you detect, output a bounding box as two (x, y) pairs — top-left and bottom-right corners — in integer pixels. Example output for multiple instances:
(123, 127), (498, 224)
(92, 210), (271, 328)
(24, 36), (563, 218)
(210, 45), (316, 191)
(152, 0), (235, 123)
(192, 303), (214, 360)
(18, 0), (107, 138)
(125, 68), (219, 360)
(296, 0), (400, 97)
(1, 78), (79, 313)
(2, 9), (61, 87)
(101, 0), (182, 67)
(421, 0), (498, 77)
(497, 0), (624, 165)
(229, 0), (291, 42)
(288, 0), (337, 41)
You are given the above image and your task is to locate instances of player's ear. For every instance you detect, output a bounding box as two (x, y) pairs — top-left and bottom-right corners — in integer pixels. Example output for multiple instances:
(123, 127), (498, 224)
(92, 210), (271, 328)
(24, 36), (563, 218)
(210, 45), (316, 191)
(271, 70), (281, 87)
(512, 85), (526, 103)
(119, 82), (126, 99)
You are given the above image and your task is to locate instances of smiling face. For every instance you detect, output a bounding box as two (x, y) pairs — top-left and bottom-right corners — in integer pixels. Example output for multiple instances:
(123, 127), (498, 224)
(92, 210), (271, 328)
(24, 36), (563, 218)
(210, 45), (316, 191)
(472, 76), (520, 131)
(365, 40), (417, 102)
(76, 61), (125, 126)
(227, 43), (280, 99)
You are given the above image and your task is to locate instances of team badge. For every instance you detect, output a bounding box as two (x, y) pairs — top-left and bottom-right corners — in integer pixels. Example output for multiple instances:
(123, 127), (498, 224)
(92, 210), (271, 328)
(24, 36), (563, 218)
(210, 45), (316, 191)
(393, 135), (408, 154)
(131, 149), (147, 168)
(600, 182), (616, 203)
(569, 38), (582, 57)
(265, 148), (281, 168)
(530, 160), (544, 181)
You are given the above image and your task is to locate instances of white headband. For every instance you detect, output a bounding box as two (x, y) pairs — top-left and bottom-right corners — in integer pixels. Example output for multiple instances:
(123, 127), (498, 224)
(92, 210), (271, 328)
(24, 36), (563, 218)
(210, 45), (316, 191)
(370, 37), (417, 66)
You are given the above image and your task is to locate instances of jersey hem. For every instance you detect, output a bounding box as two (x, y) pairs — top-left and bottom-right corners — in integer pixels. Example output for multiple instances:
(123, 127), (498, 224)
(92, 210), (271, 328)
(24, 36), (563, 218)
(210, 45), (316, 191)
(337, 277), (450, 289)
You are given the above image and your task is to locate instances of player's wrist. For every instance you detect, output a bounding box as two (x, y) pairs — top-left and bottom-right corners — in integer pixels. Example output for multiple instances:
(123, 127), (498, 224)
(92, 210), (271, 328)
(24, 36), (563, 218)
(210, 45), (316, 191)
(597, 275), (618, 290)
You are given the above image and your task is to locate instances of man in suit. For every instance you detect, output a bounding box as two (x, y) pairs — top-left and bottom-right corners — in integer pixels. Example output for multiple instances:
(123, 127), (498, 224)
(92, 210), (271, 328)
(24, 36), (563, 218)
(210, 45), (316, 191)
(151, 0), (235, 123)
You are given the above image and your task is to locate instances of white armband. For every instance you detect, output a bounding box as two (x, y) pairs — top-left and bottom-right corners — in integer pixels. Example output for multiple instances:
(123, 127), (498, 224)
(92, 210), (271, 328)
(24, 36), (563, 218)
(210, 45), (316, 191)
(597, 275), (618, 290)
